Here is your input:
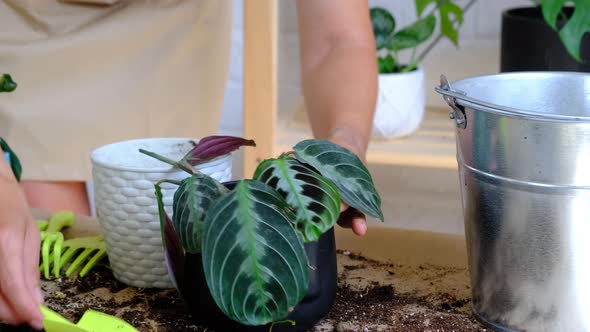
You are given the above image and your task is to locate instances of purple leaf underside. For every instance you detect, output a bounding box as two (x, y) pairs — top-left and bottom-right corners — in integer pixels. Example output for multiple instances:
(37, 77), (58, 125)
(183, 136), (256, 166)
(164, 212), (186, 292)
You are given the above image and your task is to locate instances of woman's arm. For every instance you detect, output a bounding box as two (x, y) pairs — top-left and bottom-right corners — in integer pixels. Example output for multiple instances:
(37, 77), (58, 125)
(0, 149), (43, 329)
(296, 0), (378, 235)
(295, 0), (377, 161)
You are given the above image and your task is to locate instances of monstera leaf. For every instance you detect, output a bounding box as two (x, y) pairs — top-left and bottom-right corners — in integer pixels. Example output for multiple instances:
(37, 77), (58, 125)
(293, 140), (384, 222)
(415, 0), (464, 46)
(172, 174), (228, 253)
(542, 0), (590, 62)
(201, 180), (309, 326)
(253, 157), (340, 242)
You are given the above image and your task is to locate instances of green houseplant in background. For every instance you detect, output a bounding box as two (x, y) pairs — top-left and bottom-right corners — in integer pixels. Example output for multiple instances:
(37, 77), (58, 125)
(539, 0), (590, 63)
(0, 73), (22, 181)
(501, 0), (589, 72)
(140, 136), (383, 331)
(369, 0), (474, 139)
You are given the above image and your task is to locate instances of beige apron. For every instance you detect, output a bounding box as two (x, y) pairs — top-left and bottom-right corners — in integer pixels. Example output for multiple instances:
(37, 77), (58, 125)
(0, 0), (232, 181)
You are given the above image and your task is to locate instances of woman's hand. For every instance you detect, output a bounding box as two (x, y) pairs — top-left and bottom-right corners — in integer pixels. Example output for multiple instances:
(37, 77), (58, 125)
(0, 160), (44, 329)
(328, 128), (369, 237)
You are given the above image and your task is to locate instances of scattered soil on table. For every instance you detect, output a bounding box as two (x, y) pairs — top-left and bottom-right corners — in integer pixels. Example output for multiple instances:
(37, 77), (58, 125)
(313, 250), (493, 331)
(1, 252), (493, 332)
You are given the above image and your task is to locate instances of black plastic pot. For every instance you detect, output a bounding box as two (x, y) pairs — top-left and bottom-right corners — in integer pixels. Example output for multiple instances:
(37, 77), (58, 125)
(500, 7), (590, 72)
(167, 181), (338, 332)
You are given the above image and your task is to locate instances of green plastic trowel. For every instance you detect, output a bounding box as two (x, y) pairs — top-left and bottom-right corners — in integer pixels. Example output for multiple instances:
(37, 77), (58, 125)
(41, 305), (138, 332)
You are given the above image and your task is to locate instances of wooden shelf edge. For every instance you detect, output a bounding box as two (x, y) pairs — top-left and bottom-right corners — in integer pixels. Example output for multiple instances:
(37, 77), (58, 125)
(274, 144), (458, 169)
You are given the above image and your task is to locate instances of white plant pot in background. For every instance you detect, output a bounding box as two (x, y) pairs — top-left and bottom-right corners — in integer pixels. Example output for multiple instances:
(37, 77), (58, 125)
(372, 67), (425, 139)
(91, 138), (232, 288)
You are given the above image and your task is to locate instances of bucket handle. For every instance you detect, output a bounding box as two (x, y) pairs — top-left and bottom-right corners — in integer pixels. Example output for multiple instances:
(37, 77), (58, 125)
(436, 75), (467, 129)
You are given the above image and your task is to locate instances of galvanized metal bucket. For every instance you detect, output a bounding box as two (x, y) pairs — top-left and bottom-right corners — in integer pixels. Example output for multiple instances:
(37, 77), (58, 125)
(435, 72), (590, 332)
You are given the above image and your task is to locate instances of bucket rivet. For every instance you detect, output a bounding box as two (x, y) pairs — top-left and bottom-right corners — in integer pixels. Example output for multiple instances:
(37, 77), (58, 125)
(449, 112), (455, 120)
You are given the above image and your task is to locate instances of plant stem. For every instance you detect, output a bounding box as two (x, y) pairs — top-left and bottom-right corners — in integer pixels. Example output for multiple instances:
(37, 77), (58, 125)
(156, 179), (183, 187)
(279, 151), (295, 159)
(417, 0), (478, 63)
(401, 47), (418, 72)
(558, 11), (567, 22)
(139, 148), (195, 175)
(269, 320), (296, 332)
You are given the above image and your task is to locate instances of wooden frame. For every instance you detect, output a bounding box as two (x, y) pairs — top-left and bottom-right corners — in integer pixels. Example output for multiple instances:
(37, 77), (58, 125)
(242, 0), (278, 178)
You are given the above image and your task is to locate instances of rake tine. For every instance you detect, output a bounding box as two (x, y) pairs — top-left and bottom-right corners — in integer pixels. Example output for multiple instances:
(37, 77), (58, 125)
(59, 247), (79, 270)
(53, 234), (64, 278)
(65, 248), (94, 277)
(77, 248), (107, 278)
(39, 233), (64, 279)
(41, 235), (54, 279)
(37, 212), (79, 279)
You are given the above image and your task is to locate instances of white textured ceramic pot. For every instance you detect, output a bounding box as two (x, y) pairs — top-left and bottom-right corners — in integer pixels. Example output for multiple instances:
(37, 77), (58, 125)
(91, 138), (232, 288)
(372, 67), (425, 139)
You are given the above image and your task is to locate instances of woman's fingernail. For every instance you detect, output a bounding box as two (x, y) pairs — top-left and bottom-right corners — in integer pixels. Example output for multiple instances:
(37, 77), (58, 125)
(353, 220), (367, 236)
(30, 319), (44, 331)
(35, 288), (44, 304)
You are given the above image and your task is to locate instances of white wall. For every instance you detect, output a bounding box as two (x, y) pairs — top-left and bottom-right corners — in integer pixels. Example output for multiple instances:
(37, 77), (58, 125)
(218, 0), (532, 135)
(218, 0), (244, 135)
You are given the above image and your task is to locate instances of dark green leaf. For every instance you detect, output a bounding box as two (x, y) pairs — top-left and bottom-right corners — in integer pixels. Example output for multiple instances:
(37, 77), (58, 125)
(543, 0), (590, 62)
(202, 180), (309, 326)
(293, 140), (384, 222)
(253, 157), (340, 243)
(0, 138), (22, 181)
(0, 74), (16, 92)
(439, 1), (464, 46)
(415, 0), (436, 17)
(370, 7), (396, 49)
(172, 174), (228, 253)
(387, 15), (436, 51)
(377, 54), (397, 74)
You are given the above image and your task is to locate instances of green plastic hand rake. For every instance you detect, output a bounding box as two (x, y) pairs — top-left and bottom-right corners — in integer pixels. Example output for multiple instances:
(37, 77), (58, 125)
(58, 235), (107, 278)
(38, 211), (74, 279)
(38, 211), (107, 278)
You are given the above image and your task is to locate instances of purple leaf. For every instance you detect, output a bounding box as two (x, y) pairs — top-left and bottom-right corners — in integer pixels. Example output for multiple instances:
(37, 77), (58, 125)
(164, 212), (186, 292)
(182, 136), (256, 166)
(156, 182), (186, 292)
